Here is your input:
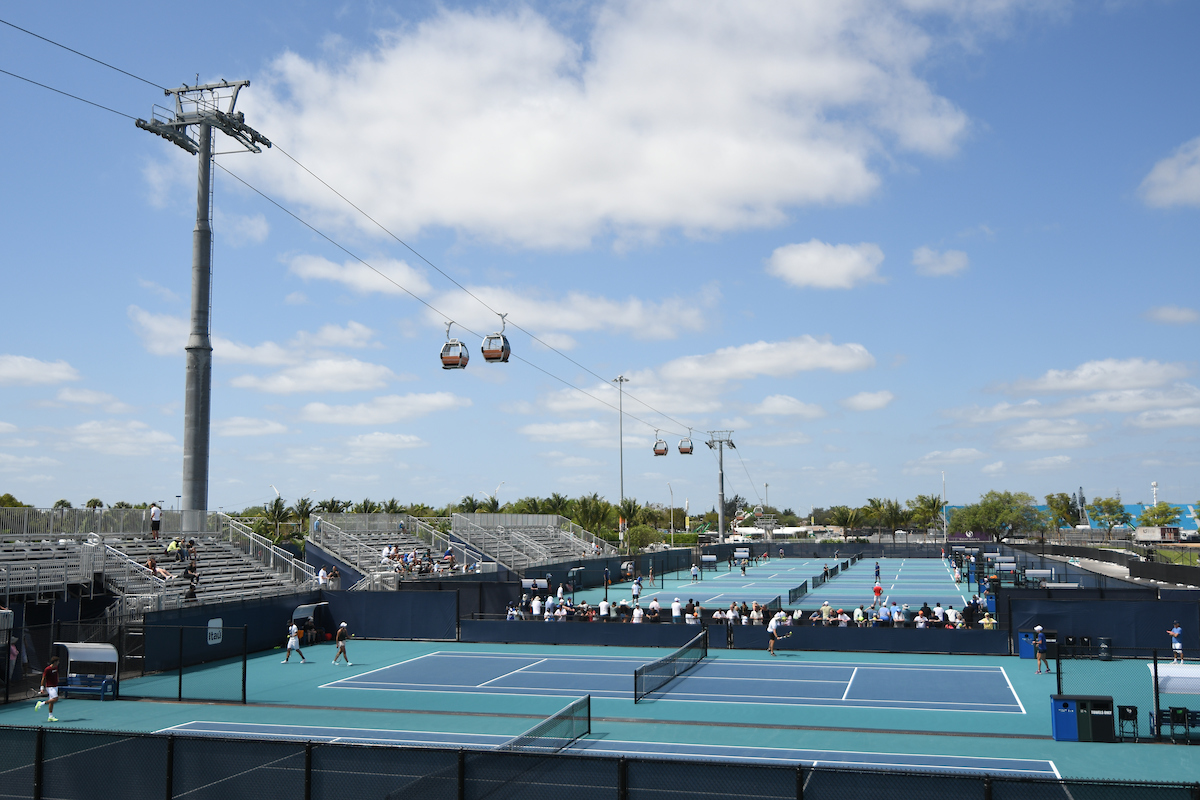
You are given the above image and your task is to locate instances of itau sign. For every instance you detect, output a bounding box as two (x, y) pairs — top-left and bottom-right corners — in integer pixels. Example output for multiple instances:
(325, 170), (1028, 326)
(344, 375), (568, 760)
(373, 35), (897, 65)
(207, 618), (223, 645)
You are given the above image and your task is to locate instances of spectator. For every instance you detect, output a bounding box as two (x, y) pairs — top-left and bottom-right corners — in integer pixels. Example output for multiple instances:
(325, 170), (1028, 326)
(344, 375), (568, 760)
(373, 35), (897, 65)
(646, 597), (661, 622)
(632, 603), (644, 623)
(932, 603), (945, 624)
(318, 566), (329, 588)
(836, 609), (850, 627)
(329, 566), (340, 589)
(981, 612), (997, 630)
(920, 601), (933, 619)
(944, 605), (958, 626)
(872, 583), (883, 609)
(749, 603), (763, 625)
(819, 601), (833, 626)
(531, 593), (543, 618)
(598, 597), (610, 621)
(879, 603), (892, 627)
(914, 611), (928, 629)
(853, 606), (865, 626)
(304, 616), (317, 646)
(145, 557), (173, 580)
(671, 598), (682, 623)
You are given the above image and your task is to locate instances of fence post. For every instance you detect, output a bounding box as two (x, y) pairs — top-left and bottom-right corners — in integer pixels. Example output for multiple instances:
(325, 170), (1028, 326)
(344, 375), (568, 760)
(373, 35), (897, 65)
(1153, 649), (1161, 741)
(177, 627), (184, 701)
(32, 726), (44, 800)
(617, 757), (628, 800)
(795, 765), (804, 800)
(164, 734), (175, 800)
(242, 626), (248, 704)
(1056, 650), (1062, 695)
(983, 775), (992, 800)
(457, 748), (465, 800)
(303, 741), (312, 800)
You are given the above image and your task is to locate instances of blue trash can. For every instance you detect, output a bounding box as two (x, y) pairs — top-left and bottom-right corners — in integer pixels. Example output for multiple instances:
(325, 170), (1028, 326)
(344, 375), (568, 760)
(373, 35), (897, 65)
(1051, 696), (1079, 741)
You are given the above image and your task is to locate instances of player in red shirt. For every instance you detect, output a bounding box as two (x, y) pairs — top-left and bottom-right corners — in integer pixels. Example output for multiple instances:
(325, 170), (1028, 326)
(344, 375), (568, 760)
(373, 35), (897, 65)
(35, 655), (61, 722)
(872, 582), (883, 609)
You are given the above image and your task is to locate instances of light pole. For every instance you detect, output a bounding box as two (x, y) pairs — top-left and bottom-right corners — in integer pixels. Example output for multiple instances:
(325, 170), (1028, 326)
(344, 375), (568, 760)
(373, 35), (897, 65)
(668, 482), (674, 547)
(942, 471), (947, 542)
(613, 375), (629, 530)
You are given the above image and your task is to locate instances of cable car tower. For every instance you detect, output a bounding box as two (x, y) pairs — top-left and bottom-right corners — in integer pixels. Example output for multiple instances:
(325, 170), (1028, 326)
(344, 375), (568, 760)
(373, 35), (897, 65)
(136, 79), (270, 536)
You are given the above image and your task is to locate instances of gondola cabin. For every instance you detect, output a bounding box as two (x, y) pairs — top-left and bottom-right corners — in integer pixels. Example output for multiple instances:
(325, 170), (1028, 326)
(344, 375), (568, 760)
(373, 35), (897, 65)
(678, 437), (693, 454)
(481, 332), (511, 363)
(440, 339), (469, 369)
(653, 437), (668, 456)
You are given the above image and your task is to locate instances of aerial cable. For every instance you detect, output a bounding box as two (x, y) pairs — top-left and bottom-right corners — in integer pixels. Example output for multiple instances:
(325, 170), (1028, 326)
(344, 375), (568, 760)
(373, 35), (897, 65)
(0, 18), (167, 90)
(0, 68), (137, 119)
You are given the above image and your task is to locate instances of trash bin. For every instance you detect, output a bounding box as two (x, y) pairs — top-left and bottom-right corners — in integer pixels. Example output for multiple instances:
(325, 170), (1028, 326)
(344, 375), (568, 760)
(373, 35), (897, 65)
(1098, 637), (1112, 661)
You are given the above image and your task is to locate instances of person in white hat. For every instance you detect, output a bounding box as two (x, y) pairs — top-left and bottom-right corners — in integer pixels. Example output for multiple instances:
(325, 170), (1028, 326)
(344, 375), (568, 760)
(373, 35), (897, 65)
(671, 597), (682, 623)
(1034, 625), (1049, 674)
(333, 622), (352, 666)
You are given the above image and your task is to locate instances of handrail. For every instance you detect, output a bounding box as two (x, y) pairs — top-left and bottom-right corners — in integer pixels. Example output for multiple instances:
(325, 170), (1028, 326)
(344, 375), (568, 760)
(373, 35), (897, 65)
(218, 514), (316, 587)
(309, 516), (391, 575)
(406, 516), (493, 570)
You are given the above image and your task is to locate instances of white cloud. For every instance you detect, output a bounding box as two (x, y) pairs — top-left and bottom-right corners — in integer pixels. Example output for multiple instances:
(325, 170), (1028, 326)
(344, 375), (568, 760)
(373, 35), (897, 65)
(750, 395), (826, 419)
(216, 211), (270, 247)
(1025, 455), (1071, 472)
(519, 419), (612, 445)
(0, 422), (16, 434)
(0, 355), (80, 386)
(1144, 305), (1199, 325)
(428, 283), (717, 343)
(345, 432), (427, 460)
(300, 392), (471, 424)
(766, 240), (885, 290)
(231, 359), (395, 394)
(998, 419), (1093, 450)
(287, 254), (432, 297)
(0, 453), (59, 472)
(661, 336), (874, 383)
(912, 245), (969, 276)
(541, 451), (604, 469)
(293, 321), (378, 350)
(902, 447), (984, 475)
(1008, 358), (1191, 393)
(742, 431), (812, 447)
(1139, 136), (1200, 207)
(138, 279), (179, 303)
(59, 420), (175, 457)
(284, 292), (308, 306)
(128, 307), (295, 365)
(981, 460), (1005, 476)
(841, 390), (895, 411)
(213, 417), (289, 437)
(243, 3), (974, 249)
(1126, 408), (1200, 429)
(55, 388), (133, 414)
(952, 385), (1200, 422)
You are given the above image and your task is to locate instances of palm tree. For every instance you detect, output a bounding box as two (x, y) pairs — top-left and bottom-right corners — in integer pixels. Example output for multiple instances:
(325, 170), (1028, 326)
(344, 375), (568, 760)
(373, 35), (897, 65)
(352, 497), (381, 514)
(544, 493), (572, 517)
(458, 495), (480, 513)
(618, 498), (642, 533)
(480, 495), (500, 513)
(513, 496), (542, 514)
(907, 494), (945, 536)
(316, 497), (348, 513)
(289, 497), (315, 538)
(573, 493), (611, 533)
(882, 499), (911, 542)
(828, 506), (863, 541)
(382, 498), (404, 514)
(263, 497), (294, 543)
(863, 498), (886, 539)
(406, 502), (433, 518)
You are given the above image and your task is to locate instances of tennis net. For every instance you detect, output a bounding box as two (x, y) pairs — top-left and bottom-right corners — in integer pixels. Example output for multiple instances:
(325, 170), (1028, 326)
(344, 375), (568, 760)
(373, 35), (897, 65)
(788, 580), (808, 604)
(633, 628), (708, 703)
(498, 695), (591, 753)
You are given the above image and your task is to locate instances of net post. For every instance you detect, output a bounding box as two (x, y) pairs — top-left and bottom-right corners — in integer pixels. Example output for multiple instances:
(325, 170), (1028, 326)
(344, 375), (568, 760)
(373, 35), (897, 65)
(584, 694), (592, 736)
(164, 734), (175, 800)
(303, 741), (313, 800)
(241, 626), (248, 704)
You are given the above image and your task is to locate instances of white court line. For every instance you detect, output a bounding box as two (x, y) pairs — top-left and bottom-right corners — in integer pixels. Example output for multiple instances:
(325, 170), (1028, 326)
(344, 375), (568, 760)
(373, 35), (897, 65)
(841, 667), (858, 701)
(478, 657), (548, 687)
(999, 665), (1027, 714)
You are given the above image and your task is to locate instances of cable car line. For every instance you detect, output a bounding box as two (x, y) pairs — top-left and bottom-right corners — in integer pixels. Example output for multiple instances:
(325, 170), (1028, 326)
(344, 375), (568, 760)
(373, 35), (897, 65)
(0, 68), (137, 120)
(0, 18), (168, 91)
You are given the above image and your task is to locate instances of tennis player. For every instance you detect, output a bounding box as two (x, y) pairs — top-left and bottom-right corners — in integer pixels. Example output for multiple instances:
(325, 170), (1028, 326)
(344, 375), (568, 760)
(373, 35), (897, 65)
(333, 622), (352, 665)
(282, 621), (307, 663)
(34, 655), (61, 722)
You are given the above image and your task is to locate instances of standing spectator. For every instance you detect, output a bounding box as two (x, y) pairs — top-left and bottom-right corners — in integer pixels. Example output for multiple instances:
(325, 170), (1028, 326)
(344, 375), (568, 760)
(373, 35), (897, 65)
(318, 566), (329, 588)
(981, 612), (996, 630)
(631, 604), (644, 623)
(878, 603), (892, 627)
(333, 623), (352, 665)
(932, 603), (945, 624)
(598, 597), (610, 621)
(944, 605), (958, 626)
(531, 593), (543, 619)
(1034, 625), (1050, 674)
(631, 576), (642, 605)
(749, 603), (763, 625)
(149, 503), (162, 541)
(690, 563), (700, 583)
(35, 655), (61, 722)
(853, 606), (865, 626)
(646, 597), (661, 623)
(671, 598), (682, 623)
(920, 601), (933, 620)
(328, 566), (340, 589)
(820, 601), (833, 626)
(1168, 621), (1183, 663)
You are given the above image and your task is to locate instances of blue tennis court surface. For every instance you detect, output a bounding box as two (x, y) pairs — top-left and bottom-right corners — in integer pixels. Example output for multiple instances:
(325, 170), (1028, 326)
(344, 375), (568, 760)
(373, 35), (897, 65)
(321, 651), (1023, 712)
(161, 720), (1057, 778)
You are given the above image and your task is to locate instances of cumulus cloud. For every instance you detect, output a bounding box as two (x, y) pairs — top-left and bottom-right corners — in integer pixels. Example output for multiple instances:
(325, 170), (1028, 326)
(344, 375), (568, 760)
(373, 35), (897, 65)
(742, 431), (812, 447)
(292, 322), (378, 350)
(1144, 305), (1199, 325)
(518, 419), (613, 444)
(138, 279), (179, 303)
(0, 452), (59, 472)
(981, 460), (1005, 476)
(58, 420), (175, 457)
(288, 255), (432, 297)
(0, 422), (16, 434)
(1025, 455), (1071, 471)
(300, 392), (471, 425)
(215, 211), (270, 247)
(750, 395), (826, 419)
(241, 3), (975, 249)
(128, 307), (295, 365)
(952, 386), (1200, 422)
(841, 390), (895, 411)
(232, 359), (396, 394)
(902, 447), (984, 475)
(661, 336), (875, 383)
(55, 388), (133, 414)
(998, 419), (1093, 450)
(1007, 358), (1191, 394)
(912, 245), (969, 276)
(1126, 408), (1200, 429)
(345, 432), (426, 458)
(1139, 136), (1200, 207)
(766, 240), (885, 290)
(0, 355), (80, 386)
(213, 417), (289, 437)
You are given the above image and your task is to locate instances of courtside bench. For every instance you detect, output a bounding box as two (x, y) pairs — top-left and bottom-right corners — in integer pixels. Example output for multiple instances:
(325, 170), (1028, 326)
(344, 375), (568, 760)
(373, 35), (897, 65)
(64, 674), (117, 700)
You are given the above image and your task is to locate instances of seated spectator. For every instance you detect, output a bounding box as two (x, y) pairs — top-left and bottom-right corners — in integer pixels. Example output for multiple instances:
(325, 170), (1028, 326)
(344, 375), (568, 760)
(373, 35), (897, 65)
(920, 601), (933, 619)
(145, 557), (173, 580)
(646, 598), (661, 622)
(631, 604), (644, 623)
(304, 616), (317, 645)
(945, 605), (958, 625)
(932, 603), (945, 623)
(914, 611), (928, 628)
(836, 609), (850, 627)
(749, 603), (763, 625)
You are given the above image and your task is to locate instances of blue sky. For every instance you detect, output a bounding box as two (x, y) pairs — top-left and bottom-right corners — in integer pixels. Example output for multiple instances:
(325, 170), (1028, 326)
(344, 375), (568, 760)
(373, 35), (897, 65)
(1, 1), (1198, 515)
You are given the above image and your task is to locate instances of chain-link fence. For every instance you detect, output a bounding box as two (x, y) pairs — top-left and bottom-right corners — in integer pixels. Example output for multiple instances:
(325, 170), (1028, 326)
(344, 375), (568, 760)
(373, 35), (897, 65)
(1057, 645), (1200, 743)
(0, 726), (1197, 800)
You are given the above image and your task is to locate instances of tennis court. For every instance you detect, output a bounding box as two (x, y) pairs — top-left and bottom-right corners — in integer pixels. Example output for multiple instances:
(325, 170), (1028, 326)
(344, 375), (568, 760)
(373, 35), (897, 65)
(321, 649), (1024, 712)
